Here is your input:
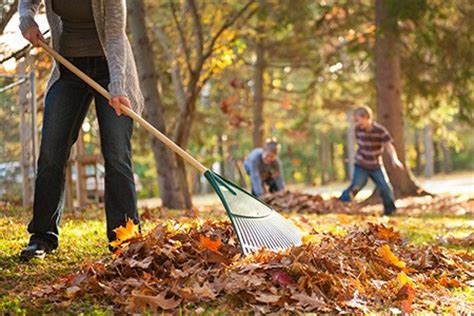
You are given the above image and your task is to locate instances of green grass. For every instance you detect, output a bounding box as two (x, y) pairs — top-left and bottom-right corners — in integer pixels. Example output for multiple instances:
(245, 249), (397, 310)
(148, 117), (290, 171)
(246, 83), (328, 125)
(0, 203), (472, 314)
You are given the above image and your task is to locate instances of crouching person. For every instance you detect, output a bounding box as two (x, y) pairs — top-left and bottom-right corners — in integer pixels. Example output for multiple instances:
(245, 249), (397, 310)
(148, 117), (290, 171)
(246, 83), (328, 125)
(244, 138), (285, 197)
(340, 106), (404, 215)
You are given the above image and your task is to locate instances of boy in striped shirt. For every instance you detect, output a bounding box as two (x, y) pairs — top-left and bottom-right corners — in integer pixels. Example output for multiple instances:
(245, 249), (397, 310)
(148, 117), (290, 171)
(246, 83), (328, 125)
(340, 106), (404, 215)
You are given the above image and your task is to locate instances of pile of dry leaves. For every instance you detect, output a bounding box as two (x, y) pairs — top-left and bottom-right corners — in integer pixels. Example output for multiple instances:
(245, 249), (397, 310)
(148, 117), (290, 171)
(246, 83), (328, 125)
(33, 220), (473, 314)
(262, 190), (357, 214)
(262, 190), (474, 217)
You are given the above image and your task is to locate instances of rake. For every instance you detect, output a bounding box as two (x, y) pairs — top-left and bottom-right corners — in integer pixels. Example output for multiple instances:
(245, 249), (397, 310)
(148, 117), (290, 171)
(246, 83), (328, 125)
(38, 41), (302, 255)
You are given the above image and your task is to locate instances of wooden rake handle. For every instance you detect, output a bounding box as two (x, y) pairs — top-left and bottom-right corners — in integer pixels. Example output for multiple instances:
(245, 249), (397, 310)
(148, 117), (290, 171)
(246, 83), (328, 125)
(38, 41), (207, 173)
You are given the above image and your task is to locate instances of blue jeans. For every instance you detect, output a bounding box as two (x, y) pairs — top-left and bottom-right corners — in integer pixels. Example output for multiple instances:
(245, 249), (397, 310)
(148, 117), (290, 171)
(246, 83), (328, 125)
(340, 164), (396, 214)
(28, 57), (138, 249)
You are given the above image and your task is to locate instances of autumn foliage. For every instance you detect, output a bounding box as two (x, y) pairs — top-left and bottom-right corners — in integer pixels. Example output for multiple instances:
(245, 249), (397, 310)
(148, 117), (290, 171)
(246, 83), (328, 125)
(33, 219), (473, 314)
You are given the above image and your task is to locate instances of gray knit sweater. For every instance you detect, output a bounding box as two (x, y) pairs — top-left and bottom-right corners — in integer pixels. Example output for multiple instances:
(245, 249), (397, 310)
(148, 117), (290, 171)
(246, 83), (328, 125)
(18, 0), (144, 115)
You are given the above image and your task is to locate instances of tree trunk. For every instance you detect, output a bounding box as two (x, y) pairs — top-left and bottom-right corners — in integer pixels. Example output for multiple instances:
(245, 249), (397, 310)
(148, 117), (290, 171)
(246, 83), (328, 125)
(342, 143), (350, 180)
(319, 134), (331, 185)
(423, 124), (434, 178)
(217, 134), (226, 177)
(127, 0), (189, 209)
(440, 141), (451, 173)
(414, 128), (422, 175)
(252, 38), (265, 148)
(346, 110), (355, 179)
(375, 0), (425, 197)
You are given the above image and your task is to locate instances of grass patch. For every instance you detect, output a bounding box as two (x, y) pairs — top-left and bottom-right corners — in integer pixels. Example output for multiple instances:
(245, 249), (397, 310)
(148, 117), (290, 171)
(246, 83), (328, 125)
(0, 201), (472, 313)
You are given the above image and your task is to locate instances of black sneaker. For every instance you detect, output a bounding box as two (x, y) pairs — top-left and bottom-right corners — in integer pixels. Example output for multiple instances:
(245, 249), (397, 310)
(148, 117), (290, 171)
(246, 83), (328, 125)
(19, 242), (54, 262)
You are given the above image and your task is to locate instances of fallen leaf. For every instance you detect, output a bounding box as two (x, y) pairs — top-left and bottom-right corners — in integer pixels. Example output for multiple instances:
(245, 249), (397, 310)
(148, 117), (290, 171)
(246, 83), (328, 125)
(255, 292), (281, 303)
(378, 244), (406, 269)
(439, 275), (461, 288)
(110, 219), (141, 248)
(397, 272), (415, 287)
(271, 270), (293, 287)
(291, 293), (325, 310)
(370, 223), (401, 241)
(129, 292), (181, 311)
(65, 286), (81, 298)
(397, 283), (416, 314)
(199, 235), (221, 253)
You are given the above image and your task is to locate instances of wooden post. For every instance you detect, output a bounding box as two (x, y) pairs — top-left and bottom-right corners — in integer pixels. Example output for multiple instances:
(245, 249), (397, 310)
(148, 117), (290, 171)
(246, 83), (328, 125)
(18, 58), (34, 207)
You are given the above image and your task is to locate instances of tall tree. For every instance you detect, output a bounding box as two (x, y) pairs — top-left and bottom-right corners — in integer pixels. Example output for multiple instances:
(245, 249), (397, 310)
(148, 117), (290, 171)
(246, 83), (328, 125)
(252, 37), (265, 148)
(375, 0), (424, 197)
(127, 0), (188, 209)
(153, 0), (256, 207)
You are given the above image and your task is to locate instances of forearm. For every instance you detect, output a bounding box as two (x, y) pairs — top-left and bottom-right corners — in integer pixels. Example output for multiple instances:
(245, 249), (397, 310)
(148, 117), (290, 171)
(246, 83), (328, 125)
(248, 165), (264, 196)
(385, 142), (401, 163)
(18, 0), (41, 32)
(104, 0), (127, 97)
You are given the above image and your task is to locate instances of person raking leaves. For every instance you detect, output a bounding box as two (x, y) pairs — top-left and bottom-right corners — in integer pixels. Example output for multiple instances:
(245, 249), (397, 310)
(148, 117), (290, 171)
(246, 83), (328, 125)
(244, 138), (285, 197)
(18, 0), (144, 261)
(339, 105), (404, 215)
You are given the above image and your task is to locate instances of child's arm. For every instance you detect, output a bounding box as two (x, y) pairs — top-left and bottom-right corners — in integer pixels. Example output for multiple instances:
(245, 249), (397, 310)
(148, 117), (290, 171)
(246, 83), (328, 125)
(248, 160), (264, 197)
(385, 142), (404, 169)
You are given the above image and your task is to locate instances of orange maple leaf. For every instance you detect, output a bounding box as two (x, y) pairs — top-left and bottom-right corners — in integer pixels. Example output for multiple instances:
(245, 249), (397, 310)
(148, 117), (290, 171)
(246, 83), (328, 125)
(199, 235), (221, 253)
(110, 219), (141, 248)
(397, 283), (416, 314)
(378, 244), (406, 269)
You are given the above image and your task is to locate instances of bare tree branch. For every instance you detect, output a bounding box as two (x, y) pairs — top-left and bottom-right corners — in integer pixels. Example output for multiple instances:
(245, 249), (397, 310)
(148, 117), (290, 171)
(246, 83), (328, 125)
(153, 26), (187, 110)
(169, 0), (193, 75)
(0, 0), (18, 34)
(203, 0), (256, 61)
(187, 0), (203, 64)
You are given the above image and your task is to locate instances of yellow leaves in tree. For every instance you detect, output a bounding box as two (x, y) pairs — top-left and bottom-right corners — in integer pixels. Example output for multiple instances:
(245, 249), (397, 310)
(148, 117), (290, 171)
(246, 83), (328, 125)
(377, 244), (406, 269)
(199, 235), (221, 254)
(110, 219), (141, 248)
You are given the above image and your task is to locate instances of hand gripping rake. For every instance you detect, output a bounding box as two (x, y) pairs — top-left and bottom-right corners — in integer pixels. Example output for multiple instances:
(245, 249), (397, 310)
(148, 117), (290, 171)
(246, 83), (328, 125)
(39, 41), (302, 255)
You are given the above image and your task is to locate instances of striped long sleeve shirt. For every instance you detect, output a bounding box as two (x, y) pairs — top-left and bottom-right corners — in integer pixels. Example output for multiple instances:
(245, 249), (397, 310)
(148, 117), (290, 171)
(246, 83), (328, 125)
(355, 122), (393, 170)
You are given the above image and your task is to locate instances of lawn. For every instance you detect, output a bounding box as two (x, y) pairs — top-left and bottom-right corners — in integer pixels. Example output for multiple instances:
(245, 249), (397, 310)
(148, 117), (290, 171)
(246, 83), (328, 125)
(0, 194), (472, 314)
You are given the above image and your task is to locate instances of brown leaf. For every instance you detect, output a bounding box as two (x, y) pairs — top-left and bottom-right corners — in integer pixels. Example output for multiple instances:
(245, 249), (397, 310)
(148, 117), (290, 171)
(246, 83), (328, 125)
(128, 292), (181, 311)
(291, 293), (325, 310)
(397, 283), (416, 314)
(255, 292), (281, 303)
(65, 286), (81, 298)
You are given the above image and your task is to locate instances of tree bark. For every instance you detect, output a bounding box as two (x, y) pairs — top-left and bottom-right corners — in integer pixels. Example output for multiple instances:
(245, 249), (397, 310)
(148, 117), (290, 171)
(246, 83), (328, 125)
(440, 141), (451, 173)
(414, 128), (422, 175)
(346, 110), (355, 178)
(0, 0), (18, 34)
(127, 0), (189, 209)
(423, 124), (434, 178)
(375, 0), (425, 197)
(252, 38), (265, 148)
(319, 134), (331, 185)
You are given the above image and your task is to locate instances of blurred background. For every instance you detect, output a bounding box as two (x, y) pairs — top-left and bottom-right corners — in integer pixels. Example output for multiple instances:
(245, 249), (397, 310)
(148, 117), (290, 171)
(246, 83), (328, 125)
(0, 0), (472, 209)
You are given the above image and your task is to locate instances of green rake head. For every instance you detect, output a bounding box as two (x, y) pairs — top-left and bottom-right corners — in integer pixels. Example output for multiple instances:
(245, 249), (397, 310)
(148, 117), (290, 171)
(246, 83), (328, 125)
(204, 171), (302, 255)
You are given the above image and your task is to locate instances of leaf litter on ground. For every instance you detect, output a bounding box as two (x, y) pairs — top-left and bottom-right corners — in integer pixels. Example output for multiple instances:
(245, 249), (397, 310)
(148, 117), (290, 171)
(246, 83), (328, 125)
(31, 216), (473, 314)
